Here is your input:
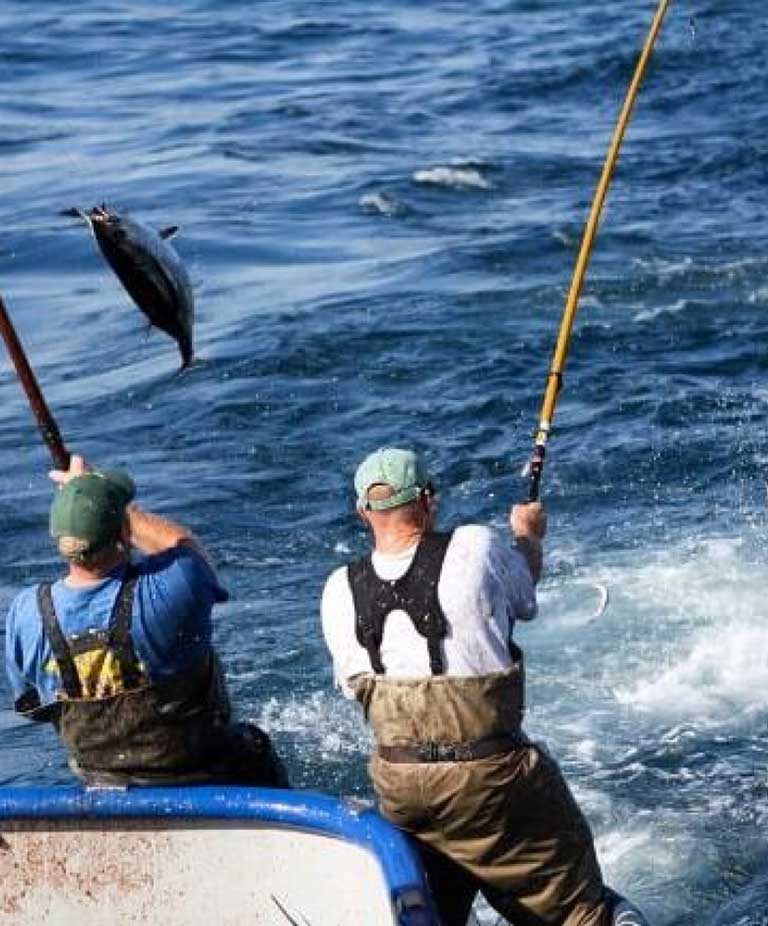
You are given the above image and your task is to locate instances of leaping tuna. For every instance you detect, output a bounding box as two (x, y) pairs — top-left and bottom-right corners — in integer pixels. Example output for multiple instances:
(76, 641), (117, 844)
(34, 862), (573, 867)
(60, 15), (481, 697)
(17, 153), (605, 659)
(66, 204), (195, 369)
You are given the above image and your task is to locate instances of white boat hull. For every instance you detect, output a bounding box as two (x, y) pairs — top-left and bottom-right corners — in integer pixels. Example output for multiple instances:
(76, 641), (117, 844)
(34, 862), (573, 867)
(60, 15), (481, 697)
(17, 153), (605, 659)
(0, 786), (436, 926)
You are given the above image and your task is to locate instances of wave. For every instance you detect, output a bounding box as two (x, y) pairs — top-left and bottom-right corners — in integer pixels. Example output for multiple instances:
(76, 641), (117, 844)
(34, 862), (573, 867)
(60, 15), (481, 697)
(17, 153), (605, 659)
(543, 535), (768, 733)
(632, 254), (768, 287)
(412, 166), (492, 191)
(358, 191), (410, 217)
(632, 299), (689, 323)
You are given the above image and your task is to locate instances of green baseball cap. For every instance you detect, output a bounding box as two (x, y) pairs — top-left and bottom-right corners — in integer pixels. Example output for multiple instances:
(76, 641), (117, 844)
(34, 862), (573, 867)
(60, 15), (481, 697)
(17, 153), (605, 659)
(354, 448), (432, 511)
(50, 470), (136, 552)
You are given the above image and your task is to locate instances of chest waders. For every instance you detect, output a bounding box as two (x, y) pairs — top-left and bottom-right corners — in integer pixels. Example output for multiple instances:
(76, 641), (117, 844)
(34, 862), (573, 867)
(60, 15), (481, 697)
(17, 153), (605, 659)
(348, 538), (610, 926)
(36, 568), (231, 780)
(348, 531), (525, 762)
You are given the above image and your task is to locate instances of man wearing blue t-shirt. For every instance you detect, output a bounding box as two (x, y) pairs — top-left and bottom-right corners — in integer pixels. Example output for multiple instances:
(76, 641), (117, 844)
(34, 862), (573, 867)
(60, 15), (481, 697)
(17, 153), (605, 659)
(5, 453), (287, 788)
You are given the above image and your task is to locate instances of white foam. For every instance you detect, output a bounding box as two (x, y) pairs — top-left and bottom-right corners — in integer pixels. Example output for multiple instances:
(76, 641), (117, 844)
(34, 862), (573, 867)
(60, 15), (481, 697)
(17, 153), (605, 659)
(616, 624), (768, 724)
(633, 298), (688, 323)
(358, 192), (406, 217)
(598, 820), (692, 876)
(578, 295), (606, 311)
(633, 253), (768, 285)
(597, 536), (748, 625)
(596, 820), (699, 922)
(632, 255), (694, 279)
(563, 536), (768, 728)
(253, 690), (372, 758)
(412, 166), (492, 190)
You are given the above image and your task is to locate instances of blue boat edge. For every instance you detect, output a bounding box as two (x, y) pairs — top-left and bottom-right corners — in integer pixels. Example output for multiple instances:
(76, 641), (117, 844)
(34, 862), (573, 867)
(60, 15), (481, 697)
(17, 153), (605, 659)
(0, 784), (439, 925)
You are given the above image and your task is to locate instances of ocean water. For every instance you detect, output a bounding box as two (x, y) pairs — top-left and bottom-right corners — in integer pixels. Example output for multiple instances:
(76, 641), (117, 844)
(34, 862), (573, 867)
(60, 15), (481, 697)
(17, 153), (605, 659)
(1, 2), (767, 923)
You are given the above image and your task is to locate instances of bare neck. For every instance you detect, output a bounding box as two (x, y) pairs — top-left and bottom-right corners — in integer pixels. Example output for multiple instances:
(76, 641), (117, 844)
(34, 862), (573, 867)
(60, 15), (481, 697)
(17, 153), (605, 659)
(65, 550), (127, 587)
(371, 523), (427, 556)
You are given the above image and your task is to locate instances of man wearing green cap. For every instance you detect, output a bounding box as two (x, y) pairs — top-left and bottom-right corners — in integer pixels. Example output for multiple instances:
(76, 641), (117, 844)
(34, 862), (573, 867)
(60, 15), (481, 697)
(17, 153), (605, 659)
(321, 448), (633, 926)
(5, 453), (287, 788)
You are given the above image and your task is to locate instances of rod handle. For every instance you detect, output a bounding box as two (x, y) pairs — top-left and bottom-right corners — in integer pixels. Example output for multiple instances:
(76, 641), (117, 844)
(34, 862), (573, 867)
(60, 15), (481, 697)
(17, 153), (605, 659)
(525, 443), (546, 503)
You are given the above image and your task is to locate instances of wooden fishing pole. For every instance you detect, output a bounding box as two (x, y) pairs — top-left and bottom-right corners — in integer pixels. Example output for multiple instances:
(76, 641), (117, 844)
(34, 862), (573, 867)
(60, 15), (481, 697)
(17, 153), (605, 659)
(525, 0), (671, 502)
(0, 294), (70, 469)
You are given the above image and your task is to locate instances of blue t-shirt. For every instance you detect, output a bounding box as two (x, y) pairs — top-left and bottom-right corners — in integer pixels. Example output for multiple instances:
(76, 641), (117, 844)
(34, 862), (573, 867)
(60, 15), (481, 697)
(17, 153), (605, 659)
(4, 545), (229, 708)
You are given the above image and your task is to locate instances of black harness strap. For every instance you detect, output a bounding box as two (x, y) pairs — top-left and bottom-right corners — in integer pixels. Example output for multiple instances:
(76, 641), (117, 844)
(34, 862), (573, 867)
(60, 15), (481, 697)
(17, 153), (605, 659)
(351, 580), (386, 675)
(107, 570), (143, 689)
(37, 584), (82, 699)
(349, 531), (452, 676)
(37, 569), (143, 698)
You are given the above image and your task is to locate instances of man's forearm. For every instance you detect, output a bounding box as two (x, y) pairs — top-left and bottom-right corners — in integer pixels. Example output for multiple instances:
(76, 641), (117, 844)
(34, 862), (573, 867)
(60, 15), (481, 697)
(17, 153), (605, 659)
(509, 502), (546, 586)
(126, 504), (195, 554)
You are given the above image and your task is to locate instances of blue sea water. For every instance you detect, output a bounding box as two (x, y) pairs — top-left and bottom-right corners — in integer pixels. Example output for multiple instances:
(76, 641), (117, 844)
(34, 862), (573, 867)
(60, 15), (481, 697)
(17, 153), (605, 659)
(1, 1), (767, 923)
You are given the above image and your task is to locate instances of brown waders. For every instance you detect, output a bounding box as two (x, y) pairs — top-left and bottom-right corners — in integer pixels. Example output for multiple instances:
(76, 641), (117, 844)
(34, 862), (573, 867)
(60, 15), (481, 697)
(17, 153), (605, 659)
(28, 571), (288, 788)
(352, 671), (609, 926)
(347, 533), (609, 926)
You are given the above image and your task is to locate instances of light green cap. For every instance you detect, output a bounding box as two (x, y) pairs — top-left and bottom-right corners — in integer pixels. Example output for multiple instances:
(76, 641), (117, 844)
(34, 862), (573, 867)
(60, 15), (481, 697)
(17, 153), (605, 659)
(50, 470), (136, 552)
(354, 448), (432, 511)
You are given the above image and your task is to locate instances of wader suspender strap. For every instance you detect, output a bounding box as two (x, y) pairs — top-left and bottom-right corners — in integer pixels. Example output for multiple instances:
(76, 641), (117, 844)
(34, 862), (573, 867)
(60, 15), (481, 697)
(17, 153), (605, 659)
(36, 570), (143, 698)
(37, 584), (82, 699)
(348, 531), (453, 676)
(107, 570), (143, 689)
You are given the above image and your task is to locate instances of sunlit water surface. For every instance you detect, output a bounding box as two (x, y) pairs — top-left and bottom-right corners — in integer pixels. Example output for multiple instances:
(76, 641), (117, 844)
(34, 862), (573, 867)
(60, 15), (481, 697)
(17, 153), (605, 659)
(1, 3), (767, 924)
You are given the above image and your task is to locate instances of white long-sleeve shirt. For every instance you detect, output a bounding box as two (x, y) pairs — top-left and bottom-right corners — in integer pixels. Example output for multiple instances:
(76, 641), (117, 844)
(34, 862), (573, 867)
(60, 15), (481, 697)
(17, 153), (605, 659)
(321, 525), (536, 698)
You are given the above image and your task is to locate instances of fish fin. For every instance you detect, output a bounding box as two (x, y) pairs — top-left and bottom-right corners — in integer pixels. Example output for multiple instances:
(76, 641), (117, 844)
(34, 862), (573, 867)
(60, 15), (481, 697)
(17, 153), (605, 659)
(159, 225), (179, 240)
(61, 207), (90, 222)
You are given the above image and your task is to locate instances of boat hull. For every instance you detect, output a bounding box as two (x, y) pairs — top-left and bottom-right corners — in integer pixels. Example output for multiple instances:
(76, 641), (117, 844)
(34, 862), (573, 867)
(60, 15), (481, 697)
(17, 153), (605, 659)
(0, 786), (436, 926)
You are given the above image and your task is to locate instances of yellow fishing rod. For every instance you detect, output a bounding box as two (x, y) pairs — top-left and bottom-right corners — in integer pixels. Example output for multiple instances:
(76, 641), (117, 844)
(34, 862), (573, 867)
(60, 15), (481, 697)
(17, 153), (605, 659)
(525, 0), (672, 502)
